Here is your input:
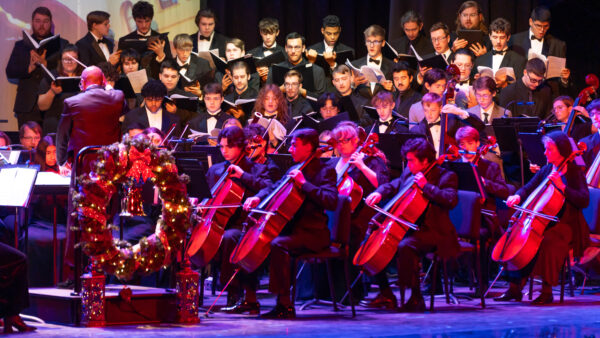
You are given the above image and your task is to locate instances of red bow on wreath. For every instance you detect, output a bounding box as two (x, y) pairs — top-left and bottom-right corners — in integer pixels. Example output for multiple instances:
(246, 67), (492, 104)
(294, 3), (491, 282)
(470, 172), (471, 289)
(127, 147), (155, 181)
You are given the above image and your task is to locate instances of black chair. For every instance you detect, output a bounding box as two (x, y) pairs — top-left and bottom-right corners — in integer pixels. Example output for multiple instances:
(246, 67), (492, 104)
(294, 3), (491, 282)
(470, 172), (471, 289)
(448, 190), (485, 309)
(573, 187), (600, 295)
(290, 195), (356, 317)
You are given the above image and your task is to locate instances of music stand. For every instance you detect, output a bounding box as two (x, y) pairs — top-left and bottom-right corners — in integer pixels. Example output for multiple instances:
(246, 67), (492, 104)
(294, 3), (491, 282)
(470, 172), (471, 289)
(174, 157), (212, 200)
(0, 165), (39, 248)
(189, 146), (226, 167)
(377, 133), (425, 170)
(492, 117), (540, 186)
(443, 161), (486, 199)
(268, 154), (295, 173)
(518, 132), (547, 167)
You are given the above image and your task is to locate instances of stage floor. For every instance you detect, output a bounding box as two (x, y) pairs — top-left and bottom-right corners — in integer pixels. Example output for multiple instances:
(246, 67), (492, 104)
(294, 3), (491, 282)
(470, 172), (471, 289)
(22, 282), (600, 337)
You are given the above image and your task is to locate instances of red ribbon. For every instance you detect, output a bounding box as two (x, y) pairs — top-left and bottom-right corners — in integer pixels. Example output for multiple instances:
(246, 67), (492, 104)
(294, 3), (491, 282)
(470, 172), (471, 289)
(126, 147), (155, 181)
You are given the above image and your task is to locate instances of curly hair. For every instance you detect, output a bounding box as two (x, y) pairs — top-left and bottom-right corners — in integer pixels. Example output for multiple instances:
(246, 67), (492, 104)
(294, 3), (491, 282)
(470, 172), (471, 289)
(252, 84), (289, 124)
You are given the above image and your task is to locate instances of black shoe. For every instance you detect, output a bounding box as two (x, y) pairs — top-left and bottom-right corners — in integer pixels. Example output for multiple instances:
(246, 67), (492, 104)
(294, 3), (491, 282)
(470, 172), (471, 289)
(532, 292), (553, 305)
(222, 300), (260, 315)
(399, 295), (426, 313)
(493, 289), (523, 302)
(226, 292), (241, 307)
(359, 292), (398, 309)
(260, 303), (296, 319)
(57, 279), (74, 289)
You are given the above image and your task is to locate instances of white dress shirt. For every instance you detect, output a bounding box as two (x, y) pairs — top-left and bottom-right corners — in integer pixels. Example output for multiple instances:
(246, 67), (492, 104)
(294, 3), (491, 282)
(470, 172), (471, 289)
(146, 106), (163, 130)
(429, 118), (442, 157)
(92, 32), (110, 61)
(324, 40), (334, 53)
(263, 42), (277, 57)
(480, 103), (495, 124)
(177, 57), (191, 77)
(367, 55), (383, 93)
(197, 31), (214, 52)
(529, 29), (544, 56)
(378, 117), (394, 134)
(492, 50), (507, 73)
(207, 109), (221, 134)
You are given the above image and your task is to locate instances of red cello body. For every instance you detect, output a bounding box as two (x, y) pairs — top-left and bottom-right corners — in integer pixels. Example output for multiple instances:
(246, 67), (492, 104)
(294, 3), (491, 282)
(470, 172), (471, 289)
(353, 147), (459, 275)
(491, 143), (586, 270)
(230, 147), (329, 273)
(186, 158), (246, 267)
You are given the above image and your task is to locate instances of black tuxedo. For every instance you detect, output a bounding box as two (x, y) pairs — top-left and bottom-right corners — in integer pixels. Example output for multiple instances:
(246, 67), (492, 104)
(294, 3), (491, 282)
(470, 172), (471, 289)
(498, 78), (553, 119)
(409, 112), (485, 147)
(337, 90), (369, 124)
(266, 58), (327, 97)
(474, 49), (526, 79)
(118, 30), (173, 70)
(286, 96), (313, 120)
(581, 132), (600, 168)
(191, 31), (228, 57)
(394, 88), (423, 119)
(6, 34), (68, 125)
(121, 106), (181, 135)
(76, 32), (114, 66)
(351, 56), (394, 99)
(389, 32), (435, 57)
(248, 44), (285, 58)
(188, 108), (229, 134)
(308, 40), (355, 92)
(509, 31), (566, 59)
(224, 87), (258, 125)
(177, 54), (214, 87)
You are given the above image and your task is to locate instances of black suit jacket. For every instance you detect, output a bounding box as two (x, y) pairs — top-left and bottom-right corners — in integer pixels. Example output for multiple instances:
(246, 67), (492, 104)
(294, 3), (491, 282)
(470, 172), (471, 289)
(337, 90), (369, 125)
(266, 59), (326, 97)
(255, 157), (338, 232)
(121, 106), (181, 135)
(6, 36), (68, 114)
(498, 78), (553, 119)
(394, 88), (423, 119)
(375, 165), (460, 258)
(389, 32), (435, 57)
(509, 31), (566, 58)
(118, 30), (173, 68)
(409, 113), (485, 146)
(188, 109), (230, 134)
(581, 132), (600, 168)
(191, 31), (228, 57)
(476, 158), (510, 209)
(248, 44), (285, 58)
(308, 40), (355, 92)
(474, 50), (526, 79)
(76, 32), (114, 66)
(352, 56), (394, 99)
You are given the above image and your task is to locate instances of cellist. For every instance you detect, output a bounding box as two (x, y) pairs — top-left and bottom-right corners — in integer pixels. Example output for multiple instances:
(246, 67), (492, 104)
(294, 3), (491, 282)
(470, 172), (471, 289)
(456, 126), (509, 290)
(243, 128), (338, 319)
(243, 123), (283, 182)
(329, 121), (390, 303)
(580, 99), (600, 168)
(495, 131), (589, 305)
(364, 138), (460, 312)
(193, 126), (272, 312)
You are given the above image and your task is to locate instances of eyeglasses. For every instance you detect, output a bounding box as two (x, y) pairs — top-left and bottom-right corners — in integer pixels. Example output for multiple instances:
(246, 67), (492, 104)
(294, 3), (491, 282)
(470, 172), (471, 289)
(532, 22), (550, 31)
(527, 74), (543, 84)
(365, 40), (383, 46)
(337, 137), (355, 144)
(284, 82), (300, 87)
(431, 37), (448, 43)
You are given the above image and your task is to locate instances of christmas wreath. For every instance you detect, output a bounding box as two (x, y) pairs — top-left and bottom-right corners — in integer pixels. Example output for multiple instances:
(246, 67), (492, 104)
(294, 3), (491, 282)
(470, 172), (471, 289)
(74, 136), (192, 280)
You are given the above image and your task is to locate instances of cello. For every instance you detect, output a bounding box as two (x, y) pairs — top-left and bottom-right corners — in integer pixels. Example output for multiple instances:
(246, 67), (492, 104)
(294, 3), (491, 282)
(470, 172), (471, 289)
(186, 154), (247, 267)
(353, 146), (460, 275)
(491, 142), (587, 270)
(337, 131), (380, 212)
(438, 64), (461, 156)
(562, 78), (596, 137)
(230, 142), (334, 273)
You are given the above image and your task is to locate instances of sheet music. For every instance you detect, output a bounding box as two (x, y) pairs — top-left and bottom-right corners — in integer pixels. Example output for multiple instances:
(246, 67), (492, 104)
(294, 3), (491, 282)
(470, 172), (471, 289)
(0, 167), (38, 207)
(35, 171), (70, 186)
(126, 69), (149, 93)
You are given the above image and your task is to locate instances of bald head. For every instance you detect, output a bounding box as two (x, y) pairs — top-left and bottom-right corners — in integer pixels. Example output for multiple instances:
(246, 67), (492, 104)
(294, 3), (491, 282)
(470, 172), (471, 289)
(81, 66), (106, 89)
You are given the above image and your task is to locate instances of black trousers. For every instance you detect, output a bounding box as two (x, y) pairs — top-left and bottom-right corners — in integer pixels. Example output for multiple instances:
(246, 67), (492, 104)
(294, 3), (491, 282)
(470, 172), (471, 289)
(218, 228), (259, 294)
(0, 242), (29, 317)
(396, 230), (439, 289)
(269, 227), (330, 298)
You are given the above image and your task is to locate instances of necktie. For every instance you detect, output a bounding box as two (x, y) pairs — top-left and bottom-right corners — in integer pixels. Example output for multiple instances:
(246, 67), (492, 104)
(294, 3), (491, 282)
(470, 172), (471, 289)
(369, 58), (381, 65)
(287, 101), (293, 116)
(531, 36), (543, 42)
(483, 113), (489, 124)
(97, 38), (108, 45)
(428, 121), (441, 128)
(199, 35), (210, 41)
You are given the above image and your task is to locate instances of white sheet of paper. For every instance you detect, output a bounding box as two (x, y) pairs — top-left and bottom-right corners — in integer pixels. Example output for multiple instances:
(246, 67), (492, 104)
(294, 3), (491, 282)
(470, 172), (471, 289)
(0, 167), (38, 207)
(126, 69), (149, 94)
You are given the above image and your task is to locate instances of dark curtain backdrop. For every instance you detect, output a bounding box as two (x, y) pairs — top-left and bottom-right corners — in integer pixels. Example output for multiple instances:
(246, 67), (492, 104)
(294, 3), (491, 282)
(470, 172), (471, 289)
(207, 0), (600, 91)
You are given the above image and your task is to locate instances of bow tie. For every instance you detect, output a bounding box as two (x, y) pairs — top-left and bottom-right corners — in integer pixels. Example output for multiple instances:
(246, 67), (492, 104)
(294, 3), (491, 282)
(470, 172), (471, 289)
(180, 64), (189, 69)
(264, 47), (276, 52)
(378, 120), (392, 126)
(491, 49), (507, 55)
(427, 121), (441, 128)
(369, 57), (381, 65)
(458, 80), (469, 85)
(530, 35), (543, 42)
(199, 35), (210, 41)
(97, 38), (108, 45)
